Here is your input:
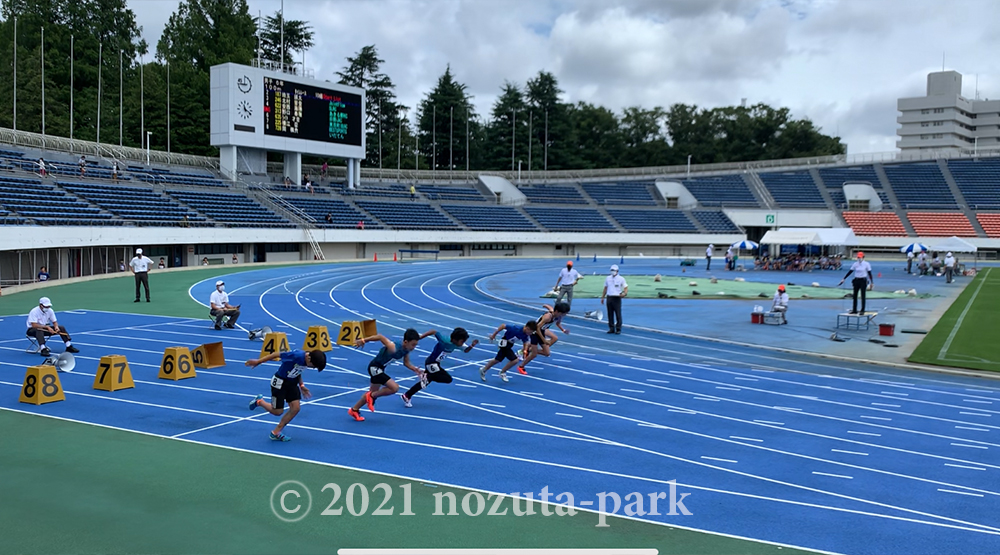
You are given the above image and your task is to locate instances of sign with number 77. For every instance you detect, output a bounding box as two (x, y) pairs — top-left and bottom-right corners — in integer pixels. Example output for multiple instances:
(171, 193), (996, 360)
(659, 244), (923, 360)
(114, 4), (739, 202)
(93, 355), (135, 391)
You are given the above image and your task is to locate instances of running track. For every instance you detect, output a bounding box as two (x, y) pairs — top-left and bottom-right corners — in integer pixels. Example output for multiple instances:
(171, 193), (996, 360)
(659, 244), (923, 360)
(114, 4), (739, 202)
(1, 259), (998, 555)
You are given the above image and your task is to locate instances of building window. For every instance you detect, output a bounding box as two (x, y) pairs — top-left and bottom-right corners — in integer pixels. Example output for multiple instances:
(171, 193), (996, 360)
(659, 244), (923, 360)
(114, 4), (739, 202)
(921, 122), (929, 127)
(933, 108), (945, 113)
(921, 109), (930, 115)
(933, 121), (943, 126)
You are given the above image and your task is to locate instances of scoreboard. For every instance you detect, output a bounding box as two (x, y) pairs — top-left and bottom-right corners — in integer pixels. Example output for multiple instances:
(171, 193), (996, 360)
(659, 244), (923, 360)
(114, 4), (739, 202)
(210, 63), (365, 159)
(263, 77), (363, 146)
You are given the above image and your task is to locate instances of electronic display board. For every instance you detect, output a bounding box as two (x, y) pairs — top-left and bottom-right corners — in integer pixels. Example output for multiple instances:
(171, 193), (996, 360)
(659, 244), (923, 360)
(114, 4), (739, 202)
(263, 77), (364, 146)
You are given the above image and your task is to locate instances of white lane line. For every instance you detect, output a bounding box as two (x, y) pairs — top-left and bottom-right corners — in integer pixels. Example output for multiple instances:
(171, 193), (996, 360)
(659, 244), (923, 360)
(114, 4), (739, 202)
(938, 489), (984, 497)
(730, 436), (763, 442)
(774, 406), (802, 411)
(454, 384), (476, 388)
(555, 412), (583, 418)
(951, 443), (988, 450)
(955, 426), (990, 432)
(669, 370), (692, 375)
(750, 368), (774, 373)
(754, 420), (785, 426)
(945, 463), (987, 471)
(646, 379), (671, 384)
(734, 377), (759, 382)
(813, 472), (853, 479)
(668, 409), (696, 414)
(871, 403), (901, 408)
(590, 399), (616, 405)
(638, 423), (669, 429)
(960, 412), (992, 417)
(832, 449), (869, 456)
(481, 403), (506, 408)
(716, 386), (741, 391)
(522, 391), (545, 396)
(694, 397), (720, 402)
(939, 268), (990, 360)
(620, 388), (646, 393)
(968, 389), (995, 394)
(701, 456), (738, 464)
(847, 431), (882, 437)
(860, 415), (892, 421)
(882, 391), (909, 396)
(963, 400), (993, 404)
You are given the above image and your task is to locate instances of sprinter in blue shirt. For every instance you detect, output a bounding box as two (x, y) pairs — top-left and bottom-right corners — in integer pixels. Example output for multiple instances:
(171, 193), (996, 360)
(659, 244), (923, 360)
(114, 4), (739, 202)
(400, 327), (479, 408)
(479, 320), (541, 383)
(246, 349), (327, 442)
(348, 328), (433, 421)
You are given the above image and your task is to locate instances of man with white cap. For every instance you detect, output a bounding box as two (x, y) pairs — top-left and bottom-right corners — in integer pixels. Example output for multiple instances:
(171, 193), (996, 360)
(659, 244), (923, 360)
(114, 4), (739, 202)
(26, 297), (79, 356)
(209, 280), (241, 330)
(944, 252), (956, 284)
(706, 244), (714, 271)
(839, 251), (874, 315)
(129, 248), (154, 302)
(553, 260), (582, 308)
(601, 264), (628, 334)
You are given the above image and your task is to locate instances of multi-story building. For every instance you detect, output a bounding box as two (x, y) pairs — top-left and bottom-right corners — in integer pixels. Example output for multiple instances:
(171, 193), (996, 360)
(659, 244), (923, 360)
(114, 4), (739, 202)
(897, 71), (1000, 152)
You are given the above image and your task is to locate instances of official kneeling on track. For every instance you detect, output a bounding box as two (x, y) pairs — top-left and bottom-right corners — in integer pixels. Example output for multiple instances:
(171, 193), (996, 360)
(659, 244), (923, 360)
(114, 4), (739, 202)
(209, 280), (241, 330)
(26, 297), (79, 356)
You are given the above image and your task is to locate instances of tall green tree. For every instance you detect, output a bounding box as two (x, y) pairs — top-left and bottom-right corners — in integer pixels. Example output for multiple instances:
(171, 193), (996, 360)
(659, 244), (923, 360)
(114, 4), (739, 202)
(486, 81), (527, 171)
(417, 65), (475, 172)
(524, 71), (579, 171)
(258, 11), (313, 70)
(156, 0), (255, 155)
(619, 106), (671, 167)
(336, 45), (406, 167)
(567, 102), (625, 169)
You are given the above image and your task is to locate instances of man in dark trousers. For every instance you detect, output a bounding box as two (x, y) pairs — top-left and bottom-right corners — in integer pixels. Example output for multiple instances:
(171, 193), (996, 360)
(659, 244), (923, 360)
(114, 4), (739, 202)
(129, 248), (154, 302)
(601, 264), (628, 334)
(839, 251), (873, 315)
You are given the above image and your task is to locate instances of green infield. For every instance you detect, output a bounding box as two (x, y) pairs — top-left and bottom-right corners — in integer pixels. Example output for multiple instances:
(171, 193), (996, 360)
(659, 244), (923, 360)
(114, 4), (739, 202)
(543, 274), (922, 300)
(909, 268), (1000, 372)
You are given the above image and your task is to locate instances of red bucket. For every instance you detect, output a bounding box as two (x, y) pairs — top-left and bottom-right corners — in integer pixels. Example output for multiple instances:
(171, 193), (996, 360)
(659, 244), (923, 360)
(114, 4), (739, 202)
(751, 313), (763, 324)
(879, 323), (895, 336)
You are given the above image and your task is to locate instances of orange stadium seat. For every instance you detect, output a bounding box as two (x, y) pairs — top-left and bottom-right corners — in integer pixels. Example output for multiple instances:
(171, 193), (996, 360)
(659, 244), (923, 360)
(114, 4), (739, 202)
(842, 212), (908, 236)
(976, 213), (1000, 238)
(906, 212), (976, 237)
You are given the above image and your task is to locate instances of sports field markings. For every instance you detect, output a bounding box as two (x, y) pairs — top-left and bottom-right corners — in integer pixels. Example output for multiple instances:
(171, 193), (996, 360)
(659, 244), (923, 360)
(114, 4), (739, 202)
(480, 403), (506, 408)
(860, 416), (892, 421)
(668, 409), (697, 414)
(938, 489), (985, 498)
(620, 388), (646, 393)
(716, 386), (741, 391)
(950, 443), (988, 450)
(730, 436), (763, 443)
(735, 377), (759, 382)
(968, 389), (995, 394)
(960, 412), (991, 417)
(590, 399), (616, 405)
(945, 464), (987, 471)
(646, 378), (670, 384)
(883, 392), (909, 396)
(847, 431), (881, 437)
(754, 420), (785, 426)
(963, 400), (993, 404)
(872, 403), (901, 407)
(701, 456), (738, 464)
(556, 412), (583, 418)
(812, 472), (853, 480)
(938, 268), (992, 362)
(955, 426), (989, 432)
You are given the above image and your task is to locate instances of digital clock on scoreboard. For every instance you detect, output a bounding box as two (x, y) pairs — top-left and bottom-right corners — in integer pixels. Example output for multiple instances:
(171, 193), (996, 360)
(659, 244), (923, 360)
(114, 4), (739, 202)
(263, 77), (364, 147)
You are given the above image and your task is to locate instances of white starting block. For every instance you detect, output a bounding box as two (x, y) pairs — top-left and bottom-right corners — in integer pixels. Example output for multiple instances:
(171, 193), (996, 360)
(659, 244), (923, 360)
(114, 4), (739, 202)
(837, 312), (877, 331)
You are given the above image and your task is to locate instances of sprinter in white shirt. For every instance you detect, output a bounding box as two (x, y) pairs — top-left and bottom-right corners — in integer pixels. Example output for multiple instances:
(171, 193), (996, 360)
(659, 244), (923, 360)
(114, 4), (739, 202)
(838, 251), (874, 315)
(129, 248), (155, 303)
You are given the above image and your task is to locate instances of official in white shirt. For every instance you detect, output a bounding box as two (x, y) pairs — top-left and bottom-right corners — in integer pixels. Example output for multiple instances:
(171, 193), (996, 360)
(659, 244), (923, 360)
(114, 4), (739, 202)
(130, 248), (155, 302)
(601, 265), (628, 334)
(26, 297), (79, 356)
(209, 280), (241, 330)
(906, 250), (914, 274)
(553, 261), (582, 308)
(944, 252), (956, 284)
(706, 244), (714, 271)
(838, 251), (874, 314)
(771, 284), (789, 324)
(917, 250), (928, 276)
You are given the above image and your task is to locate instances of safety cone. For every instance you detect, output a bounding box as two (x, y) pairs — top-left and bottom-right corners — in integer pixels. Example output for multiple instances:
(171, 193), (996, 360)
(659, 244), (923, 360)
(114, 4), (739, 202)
(593, 254), (597, 262)
(394, 252), (397, 261)
(374, 253), (378, 262)
(620, 255), (624, 264)
(576, 253), (580, 262)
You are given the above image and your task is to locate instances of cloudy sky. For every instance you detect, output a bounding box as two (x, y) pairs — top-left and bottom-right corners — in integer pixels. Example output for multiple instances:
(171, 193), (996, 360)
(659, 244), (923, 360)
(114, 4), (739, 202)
(132, 0), (1000, 155)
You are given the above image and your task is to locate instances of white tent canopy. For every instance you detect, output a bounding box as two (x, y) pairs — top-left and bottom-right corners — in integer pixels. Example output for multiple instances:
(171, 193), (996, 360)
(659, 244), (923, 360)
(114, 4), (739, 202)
(759, 228), (857, 246)
(930, 236), (978, 253)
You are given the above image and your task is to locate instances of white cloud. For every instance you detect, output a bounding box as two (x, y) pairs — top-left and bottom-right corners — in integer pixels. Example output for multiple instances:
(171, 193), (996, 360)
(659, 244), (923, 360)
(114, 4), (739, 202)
(131, 0), (1000, 154)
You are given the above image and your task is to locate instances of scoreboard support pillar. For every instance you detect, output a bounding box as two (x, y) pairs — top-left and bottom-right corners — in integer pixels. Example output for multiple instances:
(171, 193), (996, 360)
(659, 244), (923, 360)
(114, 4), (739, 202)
(284, 152), (302, 186)
(220, 145), (237, 180)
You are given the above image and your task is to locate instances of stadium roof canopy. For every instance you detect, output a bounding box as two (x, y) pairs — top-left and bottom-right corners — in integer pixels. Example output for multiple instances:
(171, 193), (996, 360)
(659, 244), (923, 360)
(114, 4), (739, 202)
(760, 228), (857, 246)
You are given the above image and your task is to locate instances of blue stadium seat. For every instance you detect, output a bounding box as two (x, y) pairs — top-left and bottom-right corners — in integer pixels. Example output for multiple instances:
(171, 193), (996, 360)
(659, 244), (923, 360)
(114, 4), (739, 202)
(524, 207), (615, 231)
(442, 205), (537, 231)
(882, 163), (957, 209)
(581, 182), (657, 206)
(281, 197), (380, 229)
(691, 211), (740, 233)
(682, 176), (758, 207)
(167, 190), (292, 227)
(947, 158), (1000, 209)
(356, 201), (459, 230)
(519, 185), (587, 204)
(606, 209), (697, 232)
(60, 182), (209, 226)
(418, 185), (488, 202)
(759, 172), (826, 207)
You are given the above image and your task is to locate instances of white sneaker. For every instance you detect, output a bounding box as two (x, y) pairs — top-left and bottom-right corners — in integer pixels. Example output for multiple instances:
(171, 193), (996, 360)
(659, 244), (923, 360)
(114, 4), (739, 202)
(500, 371), (509, 383)
(400, 394), (412, 408)
(479, 366), (487, 382)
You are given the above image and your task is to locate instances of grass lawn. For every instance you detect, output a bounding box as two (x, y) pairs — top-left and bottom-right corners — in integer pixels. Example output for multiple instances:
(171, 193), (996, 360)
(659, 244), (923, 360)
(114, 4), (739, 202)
(909, 268), (1000, 372)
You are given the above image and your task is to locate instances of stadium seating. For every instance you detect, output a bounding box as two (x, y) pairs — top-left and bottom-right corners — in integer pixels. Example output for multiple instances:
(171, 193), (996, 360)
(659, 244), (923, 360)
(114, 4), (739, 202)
(519, 185), (588, 204)
(419, 185), (488, 202)
(581, 182), (657, 206)
(759, 171), (827, 207)
(906, 212), (976, 237)
(818, 165), (880, 188)
(135, 168), (226, 188)
(842, 212), (908, 236)
(342, 183), (411, 198)
(946, 159), (1000, 209)
(278, 197), (380, 229)
(167, 190), (293, 227)
(0, 177), (116, 226)
(524, 207), (616, 231)
(883, 163), (958, 208)
(692, 210), (741, 233)
(356, 201), (460, 230)
(682, 176), (758, 207)
(60, 182), (210, 226)
(606, 209), (697, 232)
(976, 213), (1000, 238)
(442, 205), (537, 231)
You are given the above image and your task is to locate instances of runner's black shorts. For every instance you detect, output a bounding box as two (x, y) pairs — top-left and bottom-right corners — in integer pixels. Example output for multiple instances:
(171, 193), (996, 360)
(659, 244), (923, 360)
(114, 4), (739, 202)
(368, 362), (391, 385)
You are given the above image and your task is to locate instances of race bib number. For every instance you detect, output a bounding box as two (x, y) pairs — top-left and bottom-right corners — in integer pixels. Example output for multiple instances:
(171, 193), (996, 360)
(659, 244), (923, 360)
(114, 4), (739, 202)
(498, 339), (510, 348)
(426, 363), (442, 374)
(368, 364), (385, 377)
(270, 376), (284, 389)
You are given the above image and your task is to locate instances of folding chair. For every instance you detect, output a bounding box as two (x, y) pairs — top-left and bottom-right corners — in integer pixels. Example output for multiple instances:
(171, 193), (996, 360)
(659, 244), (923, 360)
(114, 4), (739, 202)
(25, 335), (40, 353)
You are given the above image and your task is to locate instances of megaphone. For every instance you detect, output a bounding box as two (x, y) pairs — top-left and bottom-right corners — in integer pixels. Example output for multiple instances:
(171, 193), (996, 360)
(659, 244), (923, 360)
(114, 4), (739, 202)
(43, 351), (76, 373)
(584, 310), (604, 321)
(248, 326), (272, 341)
